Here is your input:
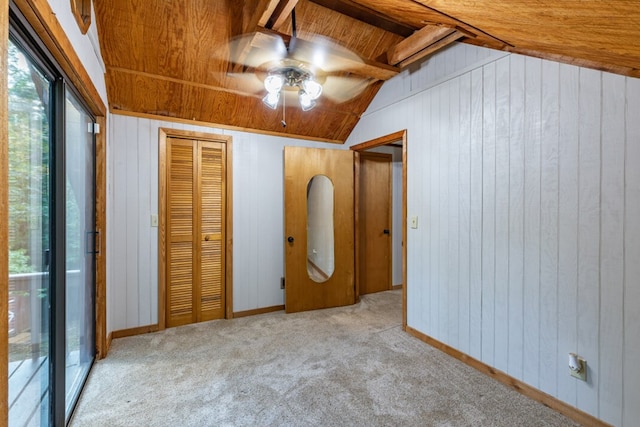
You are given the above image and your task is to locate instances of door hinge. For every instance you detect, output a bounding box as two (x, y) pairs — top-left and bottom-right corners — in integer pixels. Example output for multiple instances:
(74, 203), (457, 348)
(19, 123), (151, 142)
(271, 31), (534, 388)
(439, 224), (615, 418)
(87, 122), (100, 134)
(281, 277), (285, 289)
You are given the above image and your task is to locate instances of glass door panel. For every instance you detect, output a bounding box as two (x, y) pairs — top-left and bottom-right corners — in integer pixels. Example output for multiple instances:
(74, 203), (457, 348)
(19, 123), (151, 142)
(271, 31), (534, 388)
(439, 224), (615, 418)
(7, 38), (52, 427)
(64, 89), (95, 419)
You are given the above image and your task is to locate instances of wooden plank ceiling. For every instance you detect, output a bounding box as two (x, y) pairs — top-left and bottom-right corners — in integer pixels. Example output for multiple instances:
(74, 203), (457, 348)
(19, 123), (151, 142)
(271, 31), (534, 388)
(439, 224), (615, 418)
(94, 0), (640, 143)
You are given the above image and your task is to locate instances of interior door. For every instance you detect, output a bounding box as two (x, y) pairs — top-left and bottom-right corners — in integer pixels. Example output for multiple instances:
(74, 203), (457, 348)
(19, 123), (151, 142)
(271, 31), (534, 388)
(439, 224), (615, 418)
(358, 152), (392, 294)
(284, 146), (355, 313)
(166, 137), (226, 327)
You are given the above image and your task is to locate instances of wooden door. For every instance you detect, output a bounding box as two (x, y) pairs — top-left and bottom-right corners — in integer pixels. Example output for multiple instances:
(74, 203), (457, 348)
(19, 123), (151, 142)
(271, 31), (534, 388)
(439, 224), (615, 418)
(284, 147), (355, 313)
(358, 152), (392, 295)
(166, 137), (226, 327)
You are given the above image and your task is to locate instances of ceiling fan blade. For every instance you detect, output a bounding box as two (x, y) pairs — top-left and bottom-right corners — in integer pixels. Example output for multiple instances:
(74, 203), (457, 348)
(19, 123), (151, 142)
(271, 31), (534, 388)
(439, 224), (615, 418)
(221, 72), (265, 94)
(288, 35), (364, 74)
(321, 75), (373, 104)
(226, 32), (288, 69)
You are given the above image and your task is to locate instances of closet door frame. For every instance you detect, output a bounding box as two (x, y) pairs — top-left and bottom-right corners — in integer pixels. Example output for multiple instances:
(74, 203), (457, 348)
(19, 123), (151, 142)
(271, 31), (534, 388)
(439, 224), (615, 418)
(158, 128), (233, 329)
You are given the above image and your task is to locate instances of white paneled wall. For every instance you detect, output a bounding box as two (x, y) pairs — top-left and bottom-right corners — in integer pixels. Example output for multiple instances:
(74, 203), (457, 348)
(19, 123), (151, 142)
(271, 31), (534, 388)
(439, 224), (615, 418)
(106, 116), (343, 332)
(347, 42), (639, 426)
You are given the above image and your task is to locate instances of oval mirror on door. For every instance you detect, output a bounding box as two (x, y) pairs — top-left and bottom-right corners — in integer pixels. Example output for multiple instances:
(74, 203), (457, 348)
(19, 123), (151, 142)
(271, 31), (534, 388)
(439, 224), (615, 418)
(306, 175), (335, 283)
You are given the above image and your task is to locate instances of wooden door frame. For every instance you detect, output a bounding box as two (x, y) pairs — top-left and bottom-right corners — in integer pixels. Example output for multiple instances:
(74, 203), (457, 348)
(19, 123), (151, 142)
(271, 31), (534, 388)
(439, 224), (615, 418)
(350, 130), (408, 329)
(158, 128), (233, 329)
(357, 151), (393, 296)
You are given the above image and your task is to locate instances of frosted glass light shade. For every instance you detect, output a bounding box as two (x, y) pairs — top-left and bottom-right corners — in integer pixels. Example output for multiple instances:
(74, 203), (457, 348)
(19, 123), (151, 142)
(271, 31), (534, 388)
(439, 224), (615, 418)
(264, 74), (284, 93)
(262, 92), (280, 109)
(299, 90), (316, 111)
(302, 79), (322, 99)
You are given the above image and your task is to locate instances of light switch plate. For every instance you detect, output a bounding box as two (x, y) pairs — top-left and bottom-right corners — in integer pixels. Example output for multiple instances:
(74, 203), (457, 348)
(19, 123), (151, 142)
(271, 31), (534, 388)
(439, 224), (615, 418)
(410, 216), (418, 229)
(151, 214), (158, 227)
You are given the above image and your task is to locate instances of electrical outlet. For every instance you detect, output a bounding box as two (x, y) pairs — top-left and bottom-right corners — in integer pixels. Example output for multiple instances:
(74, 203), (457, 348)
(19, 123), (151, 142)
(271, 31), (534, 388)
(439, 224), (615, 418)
(569, 354), (587, 381)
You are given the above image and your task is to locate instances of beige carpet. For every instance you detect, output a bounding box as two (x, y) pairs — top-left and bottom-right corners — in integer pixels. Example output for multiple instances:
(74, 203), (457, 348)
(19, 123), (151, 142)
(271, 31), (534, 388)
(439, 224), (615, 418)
(71, 290), (579, 426)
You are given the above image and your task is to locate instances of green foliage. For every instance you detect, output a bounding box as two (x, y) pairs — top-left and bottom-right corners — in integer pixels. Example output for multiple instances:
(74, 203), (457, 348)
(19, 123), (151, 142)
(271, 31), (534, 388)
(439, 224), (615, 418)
(8, 40), (50, 273)
(8, 248), (32, 274)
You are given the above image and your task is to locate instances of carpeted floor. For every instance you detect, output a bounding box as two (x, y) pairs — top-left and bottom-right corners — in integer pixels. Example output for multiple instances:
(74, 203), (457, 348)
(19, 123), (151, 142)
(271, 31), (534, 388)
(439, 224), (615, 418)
(70, 290), (580, 426)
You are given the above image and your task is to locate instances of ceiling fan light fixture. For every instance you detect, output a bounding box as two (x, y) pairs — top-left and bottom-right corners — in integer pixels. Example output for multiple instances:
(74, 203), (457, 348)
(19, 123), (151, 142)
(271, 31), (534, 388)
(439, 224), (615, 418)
(302, 78), (322, 100)
(299, 89), (316, 111)
(262, 91), (280, 109)
(264, 74), (284, 93)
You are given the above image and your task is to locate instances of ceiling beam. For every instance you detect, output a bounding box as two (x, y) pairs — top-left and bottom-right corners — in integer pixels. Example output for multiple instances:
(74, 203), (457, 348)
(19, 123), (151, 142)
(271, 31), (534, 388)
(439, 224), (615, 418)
(266, 0), (300, 30)
(397, 29), (464, 68)
(257, 0), (281, 27)
(386, 25), (458, 66)
(307, 0), (416, 37)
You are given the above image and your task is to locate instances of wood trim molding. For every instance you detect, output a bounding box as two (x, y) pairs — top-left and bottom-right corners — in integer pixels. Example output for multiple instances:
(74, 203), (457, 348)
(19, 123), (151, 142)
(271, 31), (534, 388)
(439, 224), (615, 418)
(111, 324), (159, 340)
(350, 130), (406, 152)
(351, 129), (407, 328)
(112, 109), (344, 144)
(95, 115), (107, 359)
(70, 0), (91, 35)
(233, 305), (285, 318)
(0, 1), (9, 425)
(158, 128), (234, 329)
(392, 284), (403, 290)
(405, 326), (612, 427)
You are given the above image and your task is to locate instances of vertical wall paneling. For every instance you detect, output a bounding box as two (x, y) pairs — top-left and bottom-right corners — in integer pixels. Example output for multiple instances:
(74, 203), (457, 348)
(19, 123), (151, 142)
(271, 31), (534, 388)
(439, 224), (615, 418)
(481, 61), (496, 366)
(150, 120), (160, 323)
(576, 68), (601, 413)
(493, 56), (510, 373)
(419, 91), (431, 330)
(457, 72), (471, 355)
(346, 42), (640, 424)
(523, 57), (542, 388)
(108, 115), (343, 331)
(598, 72), (625, 426)
(507, 55), (525, 380)
(439, 83), (450, 342)
(623, 77), (640, 427)
(539, 60), (560, 396)
(125, 118), (140, 327)
(429, 85), (440, 338)
(111, 118), (128, 330)
(557, 63), (579, 407)
(137, 118), (151, 325)
(469, 67), (483, 360)
(448, 79), (460, 349)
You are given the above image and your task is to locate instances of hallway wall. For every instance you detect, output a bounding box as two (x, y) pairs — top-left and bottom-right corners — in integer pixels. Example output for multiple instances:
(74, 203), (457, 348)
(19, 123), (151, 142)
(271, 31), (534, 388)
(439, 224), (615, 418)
(346, 42), (640, 426)
(106, 116), (344, 332)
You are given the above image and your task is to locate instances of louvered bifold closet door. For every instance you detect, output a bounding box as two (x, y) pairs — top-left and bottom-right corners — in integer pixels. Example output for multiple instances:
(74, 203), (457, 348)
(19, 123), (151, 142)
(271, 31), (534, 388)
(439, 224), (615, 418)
(167, 138), (196, 327)
(199, 142), (225, 321)
(167, 137), (226, 327)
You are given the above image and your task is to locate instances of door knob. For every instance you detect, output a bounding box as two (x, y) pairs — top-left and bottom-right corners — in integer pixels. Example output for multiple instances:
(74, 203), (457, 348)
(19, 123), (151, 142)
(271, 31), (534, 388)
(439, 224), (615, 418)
(287, 236), (294, 243)
(204, 235), (210, 241)
(383, 229), (390, 235)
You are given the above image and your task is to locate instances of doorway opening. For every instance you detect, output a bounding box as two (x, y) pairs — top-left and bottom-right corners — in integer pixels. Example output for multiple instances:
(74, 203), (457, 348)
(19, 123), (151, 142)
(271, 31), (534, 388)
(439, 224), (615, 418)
(351, 130), (408, 328)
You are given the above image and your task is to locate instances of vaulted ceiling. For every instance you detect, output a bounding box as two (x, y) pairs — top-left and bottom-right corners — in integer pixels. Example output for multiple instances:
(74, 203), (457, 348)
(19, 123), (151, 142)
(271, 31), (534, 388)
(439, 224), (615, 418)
(93, 0), (640, 143)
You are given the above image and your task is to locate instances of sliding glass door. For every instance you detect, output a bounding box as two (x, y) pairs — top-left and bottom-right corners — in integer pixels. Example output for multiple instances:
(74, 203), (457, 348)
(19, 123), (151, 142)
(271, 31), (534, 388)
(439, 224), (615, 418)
(7, 37), (52, 427)
(64, 89), (96, 419)
(8, 9), (97, 425)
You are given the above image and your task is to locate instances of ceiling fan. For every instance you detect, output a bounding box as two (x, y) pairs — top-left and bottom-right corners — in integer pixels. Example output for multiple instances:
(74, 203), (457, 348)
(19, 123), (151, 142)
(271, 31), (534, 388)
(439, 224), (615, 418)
(224, 7), (374, 121)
